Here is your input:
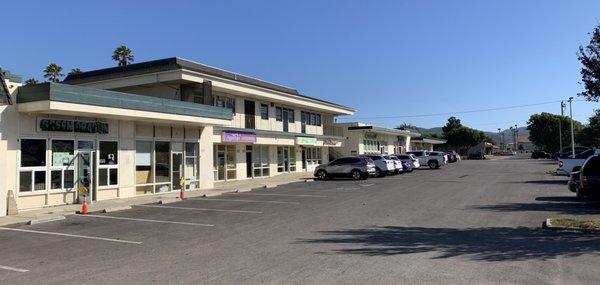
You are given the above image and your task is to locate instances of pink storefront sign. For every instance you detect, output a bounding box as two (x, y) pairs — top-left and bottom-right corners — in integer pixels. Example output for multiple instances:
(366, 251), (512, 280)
(222, 131), (257, 143)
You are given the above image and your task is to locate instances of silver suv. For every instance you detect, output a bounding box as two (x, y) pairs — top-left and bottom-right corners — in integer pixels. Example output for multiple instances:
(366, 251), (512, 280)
(314, 157), (376, 180)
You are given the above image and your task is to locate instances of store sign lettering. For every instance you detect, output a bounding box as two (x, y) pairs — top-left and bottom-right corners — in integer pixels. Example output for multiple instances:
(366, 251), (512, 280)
(39, 119), (108, 134)
(222, 131), (256, 143)
(296, 136), (317, 145)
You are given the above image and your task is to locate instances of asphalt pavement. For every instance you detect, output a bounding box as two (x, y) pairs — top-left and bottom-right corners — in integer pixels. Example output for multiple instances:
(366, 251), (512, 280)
(1, 157), (599, 284)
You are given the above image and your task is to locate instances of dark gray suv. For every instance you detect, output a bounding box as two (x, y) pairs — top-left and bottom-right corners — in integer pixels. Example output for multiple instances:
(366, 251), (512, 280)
(314, 157), (376, 180)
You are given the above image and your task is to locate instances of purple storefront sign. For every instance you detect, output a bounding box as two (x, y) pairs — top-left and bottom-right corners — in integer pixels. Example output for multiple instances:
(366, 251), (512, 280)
(222, 131), (257, 143)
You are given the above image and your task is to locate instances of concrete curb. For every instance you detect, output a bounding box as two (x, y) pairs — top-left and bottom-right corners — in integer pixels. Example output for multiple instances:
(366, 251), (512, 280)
(158, 198), (179, 204)
(263, 182), (278, 188)
(27, 215), (66, 225)
(102, 205), (132, 213)
(542, 218), (600, 233)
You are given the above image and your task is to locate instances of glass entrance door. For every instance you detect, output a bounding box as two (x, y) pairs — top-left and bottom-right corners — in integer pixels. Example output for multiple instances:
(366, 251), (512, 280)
(77, 151), (96, 202)
(172, 152), (183, 190)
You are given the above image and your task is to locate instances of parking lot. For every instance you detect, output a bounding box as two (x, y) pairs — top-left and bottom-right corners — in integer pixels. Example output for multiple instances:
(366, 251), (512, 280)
(1, 157), (600, 284)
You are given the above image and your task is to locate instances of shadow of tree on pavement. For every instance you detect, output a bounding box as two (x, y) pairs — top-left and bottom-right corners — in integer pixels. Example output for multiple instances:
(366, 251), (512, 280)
(297, 226), (600, 261)
(471, 198), (600, 216)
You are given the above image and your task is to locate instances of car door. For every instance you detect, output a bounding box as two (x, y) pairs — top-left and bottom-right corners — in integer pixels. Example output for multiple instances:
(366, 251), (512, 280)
(326, 158), (345, 175)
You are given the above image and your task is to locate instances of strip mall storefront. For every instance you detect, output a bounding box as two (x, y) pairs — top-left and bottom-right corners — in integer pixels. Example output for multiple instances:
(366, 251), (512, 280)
(212, 129), (343, 181)
(1, 82), (232, 213)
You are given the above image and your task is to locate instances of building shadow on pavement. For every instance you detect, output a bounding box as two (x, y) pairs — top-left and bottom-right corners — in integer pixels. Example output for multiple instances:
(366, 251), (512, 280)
(297, 226), (600, 261)
(471, 198), (600, 215)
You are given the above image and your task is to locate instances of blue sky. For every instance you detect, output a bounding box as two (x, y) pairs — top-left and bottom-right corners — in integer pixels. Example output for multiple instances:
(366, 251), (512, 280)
(2, 0), (599, 131)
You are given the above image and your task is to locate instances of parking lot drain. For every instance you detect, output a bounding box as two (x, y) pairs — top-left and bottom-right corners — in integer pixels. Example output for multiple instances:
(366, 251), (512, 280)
(27, 215), (66, 225)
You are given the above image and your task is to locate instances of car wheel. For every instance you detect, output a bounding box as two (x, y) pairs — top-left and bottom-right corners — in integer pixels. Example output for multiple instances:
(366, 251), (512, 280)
(316, 170), (328, 180)
(351, 169), (362, 180)
(428, 161), (439, 169)
(375, 167), (384, 177)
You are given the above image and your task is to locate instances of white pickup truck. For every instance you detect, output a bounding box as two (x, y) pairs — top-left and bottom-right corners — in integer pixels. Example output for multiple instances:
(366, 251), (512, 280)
(406, 150), (447, 169)
(557, 149), (600, 176)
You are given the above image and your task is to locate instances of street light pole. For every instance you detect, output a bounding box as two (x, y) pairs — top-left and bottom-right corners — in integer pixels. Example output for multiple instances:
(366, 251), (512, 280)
(559, 101), (565, 152)
(514, 124), (518, 152)
(497, 128), (502, 152)
(568, 97), (575, 158)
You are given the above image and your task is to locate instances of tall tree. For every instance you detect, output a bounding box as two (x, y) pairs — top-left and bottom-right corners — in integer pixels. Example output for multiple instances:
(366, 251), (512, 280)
(112, 45), (134, 66)
(43, 63), (63, 82)
(576, 110), (600, 147)
(395, 122), (419, 132)
(442, 116), (462, 136)
(68, 68), (83, 76)
(24, 78), (39, 85)
(578, 24), (600, 101)
(527, 112), (583, 152)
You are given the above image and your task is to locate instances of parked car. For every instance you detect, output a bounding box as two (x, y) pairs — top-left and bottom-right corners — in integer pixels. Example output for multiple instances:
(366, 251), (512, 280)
(568, 166), (582, 193)
(575, 154), (600, 199)
(395, 154), (421, 169)
(501, 150), (515, 156)
(314, 156), (375, 180)
(359, 155), (396, 177)
(531, 151), (549, 159)
(445, 151), (459, 163)
(468, 152), (485, 160)
(557, 149), (600, 176)
(406, 150), (446, 169)
(400, 160), (413, 172)
(557, 146), (591, 159)
(386, 155), (404, 174)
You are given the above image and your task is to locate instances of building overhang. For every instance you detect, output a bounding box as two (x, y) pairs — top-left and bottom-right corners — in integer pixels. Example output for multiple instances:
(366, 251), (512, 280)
(346, 125), (421, 137)
(213, 126), (346, 147)
(412, 138), (447, 145)
(17, 83), (233, 126)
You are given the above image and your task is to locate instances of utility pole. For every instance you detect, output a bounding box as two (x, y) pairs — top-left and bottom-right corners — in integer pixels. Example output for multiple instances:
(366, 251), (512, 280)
(568, 97), (575, 158)
(559, 101), (565, 152)
(513, 124), (518, 152)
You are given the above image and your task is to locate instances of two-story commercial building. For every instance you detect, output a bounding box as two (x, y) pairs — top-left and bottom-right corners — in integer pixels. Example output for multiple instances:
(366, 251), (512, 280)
(0, 58), (354, 215)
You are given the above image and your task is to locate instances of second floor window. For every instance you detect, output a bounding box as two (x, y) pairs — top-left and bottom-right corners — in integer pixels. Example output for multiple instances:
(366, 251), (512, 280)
(214, 96), (235, 113)
(260, 104), (269, 120)
(301, 111), (322, 126)
(275, 106), (294, 122)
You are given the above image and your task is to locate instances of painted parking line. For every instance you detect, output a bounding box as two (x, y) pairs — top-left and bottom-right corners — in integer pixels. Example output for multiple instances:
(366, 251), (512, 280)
(0, 265), (29, 273)
(189, 197), (300, 205)
(359, 183), (375, 187)
(73, 214), (214, 227)
(225, 192), (327, 198)
(135, 204), (263, 214)
(0, 227), (142, 245)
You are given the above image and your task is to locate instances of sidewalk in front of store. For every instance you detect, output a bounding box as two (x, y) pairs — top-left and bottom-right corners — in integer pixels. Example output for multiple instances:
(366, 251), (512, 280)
(0, 172), (313, 227)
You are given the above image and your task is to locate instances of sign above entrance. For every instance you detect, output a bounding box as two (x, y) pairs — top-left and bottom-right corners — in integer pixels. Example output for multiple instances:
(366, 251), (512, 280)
(323, 138), (340, 146)
(296, 136), (317, 145)
(39, 118), (108, 134)
(222, 131), (256, 143)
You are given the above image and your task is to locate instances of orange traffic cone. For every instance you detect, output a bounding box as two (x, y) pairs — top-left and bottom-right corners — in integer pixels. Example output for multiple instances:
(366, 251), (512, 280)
(81, 201), (89, 215)
(179, 189), (185, 200)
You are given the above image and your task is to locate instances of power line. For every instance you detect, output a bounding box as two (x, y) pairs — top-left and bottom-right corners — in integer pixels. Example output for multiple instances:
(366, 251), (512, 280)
(341, 99), (588, 120)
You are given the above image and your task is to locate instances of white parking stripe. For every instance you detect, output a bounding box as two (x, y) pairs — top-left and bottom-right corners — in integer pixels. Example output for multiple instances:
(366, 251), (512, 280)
(73, 214), (214, 227)
(0, 265), (29, 273)
(190, 197), (300, 205)
(225, 192), (327, 198)
(135, 204), (263, 214)
(0, 227), (142, 245)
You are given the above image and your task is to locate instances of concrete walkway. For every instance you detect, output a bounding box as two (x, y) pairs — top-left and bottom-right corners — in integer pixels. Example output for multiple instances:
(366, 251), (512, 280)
(0, 172), (313, 227)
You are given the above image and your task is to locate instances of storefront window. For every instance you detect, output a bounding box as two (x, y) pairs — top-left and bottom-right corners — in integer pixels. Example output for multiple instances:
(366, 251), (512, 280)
(136, 141), (153, 185)
(252, 145), (270, 177)
(305, 147), (322, 165)
(20, 139), (47, 193)
(277, 146), (296, 172)
(51, 140), (74, 166)
(98, 141), (118, 187)
(185, 143), (199, 189)
(155, 142), (171, 184)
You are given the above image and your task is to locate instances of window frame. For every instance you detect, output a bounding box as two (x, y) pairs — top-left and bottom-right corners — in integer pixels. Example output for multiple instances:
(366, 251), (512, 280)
(260, 104), (269, 120)
(98, 140), (119, 189)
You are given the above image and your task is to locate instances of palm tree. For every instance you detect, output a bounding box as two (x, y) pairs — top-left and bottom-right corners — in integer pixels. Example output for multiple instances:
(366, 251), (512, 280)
(68, 68), (83, 76)
(112, 45), (134, 66)
(24, 78), (39, 85)
(43, 63), (64, 82)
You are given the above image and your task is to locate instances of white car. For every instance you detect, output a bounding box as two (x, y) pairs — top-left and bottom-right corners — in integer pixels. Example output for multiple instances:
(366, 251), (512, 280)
(360, 155), (396, 177)
(406, 150), (446, 169)
(395, 154), (421, 169)
(385, 155), (404, 174)
(557, 149), (600, 176)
